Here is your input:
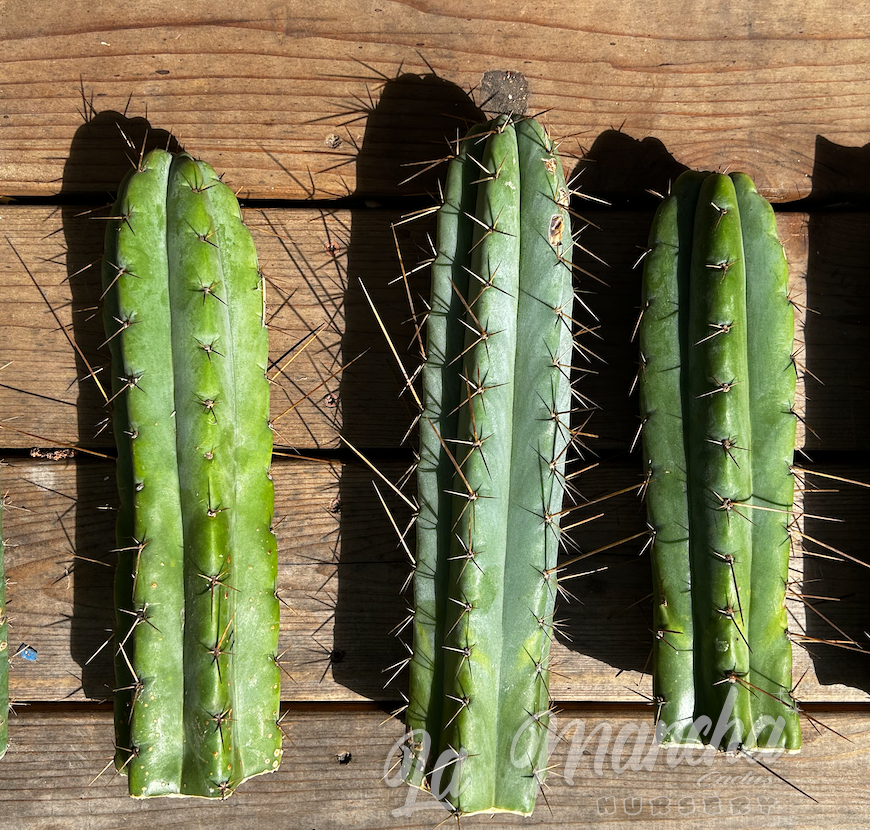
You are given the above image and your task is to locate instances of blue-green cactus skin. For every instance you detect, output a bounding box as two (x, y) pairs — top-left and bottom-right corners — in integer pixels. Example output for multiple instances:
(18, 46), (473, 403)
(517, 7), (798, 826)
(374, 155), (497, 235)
(407, 116), (575, 816)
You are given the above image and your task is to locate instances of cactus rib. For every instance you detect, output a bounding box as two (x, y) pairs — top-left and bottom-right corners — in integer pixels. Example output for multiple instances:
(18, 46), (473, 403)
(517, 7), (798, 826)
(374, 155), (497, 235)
(102, 149), (281, 797)
(407, 115), (575, 816)
(640, 170), (800, 750)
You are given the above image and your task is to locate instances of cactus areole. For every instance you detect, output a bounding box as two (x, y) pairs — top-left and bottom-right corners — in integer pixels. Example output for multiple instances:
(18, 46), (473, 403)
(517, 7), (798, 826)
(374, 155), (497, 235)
(639, 170), (801, 751)
(101, 149), (281, 797)
(405, 116), (575, 816)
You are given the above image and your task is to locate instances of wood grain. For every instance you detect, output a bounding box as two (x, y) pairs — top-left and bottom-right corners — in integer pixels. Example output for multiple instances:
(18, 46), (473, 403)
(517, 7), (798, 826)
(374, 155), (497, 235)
(2, 207), (868, 452)
(3, 457), (869, 706)
(4, 0), (870, 201)
(0, 704), (867, 827)
(4, 4), (870, 819)
(0, 206), (408, 451)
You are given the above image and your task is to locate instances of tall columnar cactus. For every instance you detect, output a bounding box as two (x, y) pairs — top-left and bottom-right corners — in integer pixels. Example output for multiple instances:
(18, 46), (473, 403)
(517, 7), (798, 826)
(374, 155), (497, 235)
(639, 170), (801, 751)
(0, 482), (7, 761)
(101, 149), (281, 797)
(406, 116), (575, 815)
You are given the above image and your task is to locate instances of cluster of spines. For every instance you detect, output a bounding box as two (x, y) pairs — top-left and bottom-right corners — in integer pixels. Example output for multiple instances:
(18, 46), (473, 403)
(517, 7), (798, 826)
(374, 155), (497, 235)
(638, 170), (801, 751)
(401, 114), (595, 816)
(102, 149), (282, 797)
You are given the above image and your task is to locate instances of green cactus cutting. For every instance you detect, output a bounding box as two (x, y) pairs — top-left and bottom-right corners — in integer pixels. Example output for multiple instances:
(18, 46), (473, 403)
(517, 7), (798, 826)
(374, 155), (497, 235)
(405, 115), (576, 816)
(639, 170), (801, 751)
(0, 482), (7, 761)
(101, 149), (281, 797)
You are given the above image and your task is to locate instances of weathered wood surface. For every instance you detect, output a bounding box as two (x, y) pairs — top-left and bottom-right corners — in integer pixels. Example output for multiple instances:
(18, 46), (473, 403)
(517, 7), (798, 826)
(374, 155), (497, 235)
(4, 1), (870, 825)
(0, 704), (868, 828)
(3, 457), (869, 707)
(4, 1), (870, 202)
(2, 207), (869, 452)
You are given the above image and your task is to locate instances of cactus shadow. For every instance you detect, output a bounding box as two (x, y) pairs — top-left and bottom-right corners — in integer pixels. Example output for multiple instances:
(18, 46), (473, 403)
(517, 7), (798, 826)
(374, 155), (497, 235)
(570, 128), (687, 209)
(560, 129), (870, 696)
(61, 111), (180, 700)
(552, 132), (687, 678)
(331, 123), (692, 694)
(332, 72), (483, 699)
(566, 130), (687, 449)
(800, 135), (870, 696)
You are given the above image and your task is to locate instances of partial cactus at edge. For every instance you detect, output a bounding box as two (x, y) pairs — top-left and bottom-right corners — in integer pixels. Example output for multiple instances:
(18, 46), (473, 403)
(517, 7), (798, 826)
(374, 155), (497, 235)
(101, 149), (281, 797)
(405, 115), (576, 816)
(0, 482), (7, 761)
(639, 170), (801, 751)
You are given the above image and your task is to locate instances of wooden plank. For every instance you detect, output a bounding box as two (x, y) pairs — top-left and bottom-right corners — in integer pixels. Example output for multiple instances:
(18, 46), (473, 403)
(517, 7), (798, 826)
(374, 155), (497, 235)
(4, 457), (870, 705)
(0, 205), (415, 451)
(0, 703), (867, 827)
(2, 206), (868, 451)
(5, 1), (870, 201)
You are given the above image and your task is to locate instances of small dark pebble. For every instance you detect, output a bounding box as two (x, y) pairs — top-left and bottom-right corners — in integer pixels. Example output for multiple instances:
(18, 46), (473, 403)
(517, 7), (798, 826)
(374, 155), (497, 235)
(479, 70), (529, 116)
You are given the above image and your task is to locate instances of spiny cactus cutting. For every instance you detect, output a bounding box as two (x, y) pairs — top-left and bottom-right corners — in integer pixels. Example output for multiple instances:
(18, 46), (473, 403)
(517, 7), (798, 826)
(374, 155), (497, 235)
(101, 149), (281, 797)
(405, 115), (579, 816)
(0, 483), (7, 761)
(639, 170), (801, 751)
